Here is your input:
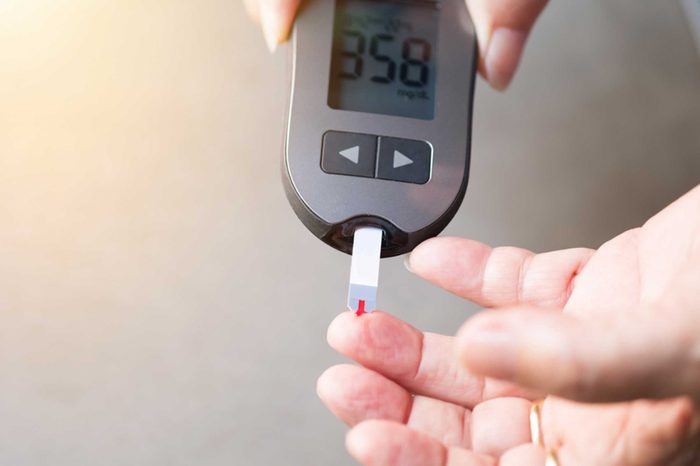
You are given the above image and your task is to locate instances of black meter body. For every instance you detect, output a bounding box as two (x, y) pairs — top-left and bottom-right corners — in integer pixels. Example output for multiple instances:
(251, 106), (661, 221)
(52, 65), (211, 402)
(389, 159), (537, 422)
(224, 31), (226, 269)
(284, 0), (477, 258)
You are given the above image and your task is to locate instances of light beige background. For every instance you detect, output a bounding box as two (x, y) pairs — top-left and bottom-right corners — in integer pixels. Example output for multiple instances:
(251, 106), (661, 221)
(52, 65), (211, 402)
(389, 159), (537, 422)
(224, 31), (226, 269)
(0, 1), (699, 465)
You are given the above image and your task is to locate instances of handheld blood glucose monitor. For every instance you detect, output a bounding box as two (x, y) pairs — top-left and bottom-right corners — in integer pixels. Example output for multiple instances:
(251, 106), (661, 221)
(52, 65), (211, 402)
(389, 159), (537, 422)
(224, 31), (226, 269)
(282, 0), (477, 311)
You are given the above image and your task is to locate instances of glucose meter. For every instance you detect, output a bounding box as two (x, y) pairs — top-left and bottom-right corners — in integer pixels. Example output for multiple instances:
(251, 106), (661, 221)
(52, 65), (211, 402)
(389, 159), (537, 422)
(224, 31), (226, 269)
(283, 0), (477, 259)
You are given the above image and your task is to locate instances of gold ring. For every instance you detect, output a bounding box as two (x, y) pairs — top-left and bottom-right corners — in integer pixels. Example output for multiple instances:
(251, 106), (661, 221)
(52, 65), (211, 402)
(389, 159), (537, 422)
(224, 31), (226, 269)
(545, 449), (560, 466)
(529, 400), (545, 447)
(531, 400), (562, 465)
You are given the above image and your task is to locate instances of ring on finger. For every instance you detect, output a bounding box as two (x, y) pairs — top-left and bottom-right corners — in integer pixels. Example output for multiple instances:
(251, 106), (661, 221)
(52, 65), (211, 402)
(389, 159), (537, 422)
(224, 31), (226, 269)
(545, 449), (560, 466)
(530, 400), (561, 466)
(529, 400), (545, 447)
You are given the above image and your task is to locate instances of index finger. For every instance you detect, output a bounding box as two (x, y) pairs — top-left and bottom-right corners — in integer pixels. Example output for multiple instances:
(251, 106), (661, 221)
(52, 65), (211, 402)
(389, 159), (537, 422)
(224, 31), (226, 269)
(327, 311), (538, 408)
(407, 237), (593, 310)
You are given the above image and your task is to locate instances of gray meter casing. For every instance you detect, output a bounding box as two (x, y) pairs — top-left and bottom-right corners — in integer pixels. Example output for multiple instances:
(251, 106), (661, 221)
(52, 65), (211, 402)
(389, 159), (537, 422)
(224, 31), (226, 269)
(283, 0), (478, 258)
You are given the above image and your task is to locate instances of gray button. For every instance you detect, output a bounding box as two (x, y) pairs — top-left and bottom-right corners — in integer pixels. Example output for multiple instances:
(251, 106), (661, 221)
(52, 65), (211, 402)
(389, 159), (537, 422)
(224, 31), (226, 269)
(321, 131), (377, 179)
(377, 137), (432, 184)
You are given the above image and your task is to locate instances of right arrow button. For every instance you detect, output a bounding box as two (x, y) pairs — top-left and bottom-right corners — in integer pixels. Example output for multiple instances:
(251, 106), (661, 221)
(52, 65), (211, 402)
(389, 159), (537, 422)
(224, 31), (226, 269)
(377, 137), (433, 185)
(393, 150), (414, 169)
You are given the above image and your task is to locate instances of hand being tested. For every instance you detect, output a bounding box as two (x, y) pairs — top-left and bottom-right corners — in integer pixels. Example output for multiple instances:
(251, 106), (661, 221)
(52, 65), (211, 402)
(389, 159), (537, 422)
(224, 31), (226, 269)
(244, 3), (700, 463)
(318, 185), (700, 466)
(244, 0), (549, 90)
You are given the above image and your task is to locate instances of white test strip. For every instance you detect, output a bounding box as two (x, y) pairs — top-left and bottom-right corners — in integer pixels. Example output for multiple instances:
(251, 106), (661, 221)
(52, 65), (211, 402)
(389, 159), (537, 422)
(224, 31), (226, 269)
(347, 227), (383, 314)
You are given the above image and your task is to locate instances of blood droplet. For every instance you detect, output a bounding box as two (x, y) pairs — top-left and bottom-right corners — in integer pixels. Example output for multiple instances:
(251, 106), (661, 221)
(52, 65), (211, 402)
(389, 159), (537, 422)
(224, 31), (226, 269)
(356, 300), (366, 317)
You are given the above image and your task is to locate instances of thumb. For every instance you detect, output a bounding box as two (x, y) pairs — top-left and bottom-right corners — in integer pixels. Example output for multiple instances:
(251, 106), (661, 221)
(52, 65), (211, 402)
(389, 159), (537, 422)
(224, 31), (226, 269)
(466, 0), (548, 90)
(455, 308), (699, 402)
(258, 0), (303, 52)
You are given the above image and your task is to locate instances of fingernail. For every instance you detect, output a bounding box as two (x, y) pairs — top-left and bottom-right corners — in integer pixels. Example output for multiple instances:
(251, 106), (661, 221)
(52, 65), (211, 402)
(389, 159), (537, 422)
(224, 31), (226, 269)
(457, 318), (517, 379)
(403, 254), (414, 273)
(260, 3), (282, 53)
(485, 27), (527, 91)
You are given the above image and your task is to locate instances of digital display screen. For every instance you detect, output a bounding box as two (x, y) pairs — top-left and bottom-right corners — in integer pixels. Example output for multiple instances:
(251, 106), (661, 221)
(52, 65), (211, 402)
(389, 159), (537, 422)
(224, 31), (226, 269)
(328, 0), (439, 120)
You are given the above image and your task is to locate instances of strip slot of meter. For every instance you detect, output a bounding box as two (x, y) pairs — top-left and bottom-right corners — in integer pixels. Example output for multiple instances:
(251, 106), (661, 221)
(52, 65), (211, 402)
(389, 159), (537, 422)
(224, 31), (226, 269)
(348, 227), (383, 314)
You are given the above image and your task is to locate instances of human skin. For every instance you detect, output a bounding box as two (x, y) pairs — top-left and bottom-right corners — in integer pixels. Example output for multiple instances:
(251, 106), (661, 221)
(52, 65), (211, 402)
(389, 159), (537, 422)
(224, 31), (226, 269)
(244, 2), (700, 464)
(243, 0), (550, 90)
(316, 185), (700, 465)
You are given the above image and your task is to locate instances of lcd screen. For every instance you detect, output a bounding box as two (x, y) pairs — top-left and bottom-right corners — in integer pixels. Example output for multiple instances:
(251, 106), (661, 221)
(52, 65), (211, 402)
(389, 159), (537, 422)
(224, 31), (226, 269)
(328, 0), (440, 120)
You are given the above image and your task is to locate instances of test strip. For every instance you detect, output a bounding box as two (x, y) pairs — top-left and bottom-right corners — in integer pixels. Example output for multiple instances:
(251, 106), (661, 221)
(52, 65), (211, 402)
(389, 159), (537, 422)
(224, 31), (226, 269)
(347, 227), (383, 315)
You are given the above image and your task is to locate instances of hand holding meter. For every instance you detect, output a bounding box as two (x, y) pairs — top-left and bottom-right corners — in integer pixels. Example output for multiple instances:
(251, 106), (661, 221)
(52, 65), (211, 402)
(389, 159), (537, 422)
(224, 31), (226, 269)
(283, 0), (477, 312)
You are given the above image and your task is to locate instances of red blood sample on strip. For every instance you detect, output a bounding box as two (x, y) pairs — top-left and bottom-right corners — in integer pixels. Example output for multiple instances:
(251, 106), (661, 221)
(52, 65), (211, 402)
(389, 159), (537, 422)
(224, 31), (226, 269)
(356, 300), (366, 317)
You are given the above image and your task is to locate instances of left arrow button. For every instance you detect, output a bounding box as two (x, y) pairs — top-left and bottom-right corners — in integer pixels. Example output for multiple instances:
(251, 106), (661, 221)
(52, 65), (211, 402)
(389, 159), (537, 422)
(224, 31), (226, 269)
(339, 146), (360, 164)
(321, 131), (377, 179)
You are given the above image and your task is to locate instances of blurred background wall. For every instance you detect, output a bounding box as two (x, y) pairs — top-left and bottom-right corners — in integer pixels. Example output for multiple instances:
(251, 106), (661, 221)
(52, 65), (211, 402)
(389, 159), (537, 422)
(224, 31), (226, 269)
(0, 1), (699, 464)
